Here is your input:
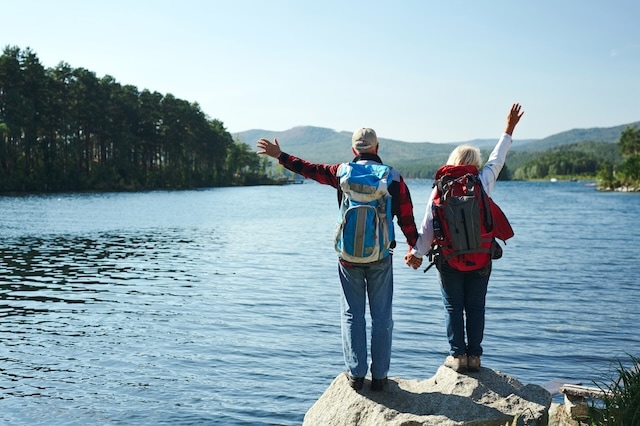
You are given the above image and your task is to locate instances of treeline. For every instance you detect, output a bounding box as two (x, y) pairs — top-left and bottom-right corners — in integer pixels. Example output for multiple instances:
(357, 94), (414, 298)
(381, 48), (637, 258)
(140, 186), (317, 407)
(391, 160), (443, 180)
(0, 46), (267, 194)
(511, 142), (618, 180)
(397, 159), (512, 181)
(510, 126), (640, 188)
(597, 126), (640, 189)
(395, 131), (638, 183)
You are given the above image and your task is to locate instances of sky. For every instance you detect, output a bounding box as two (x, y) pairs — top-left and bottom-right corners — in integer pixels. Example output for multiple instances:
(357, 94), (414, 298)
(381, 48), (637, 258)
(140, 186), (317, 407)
(2, 0), (639, 143)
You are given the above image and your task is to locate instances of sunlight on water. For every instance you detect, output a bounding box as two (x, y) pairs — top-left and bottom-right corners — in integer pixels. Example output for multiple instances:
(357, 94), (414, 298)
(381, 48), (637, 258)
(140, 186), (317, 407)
(1, 182), (639, 424)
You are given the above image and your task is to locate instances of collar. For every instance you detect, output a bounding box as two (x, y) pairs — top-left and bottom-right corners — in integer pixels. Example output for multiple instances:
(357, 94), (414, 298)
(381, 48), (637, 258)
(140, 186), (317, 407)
(352, 153), (383, 163)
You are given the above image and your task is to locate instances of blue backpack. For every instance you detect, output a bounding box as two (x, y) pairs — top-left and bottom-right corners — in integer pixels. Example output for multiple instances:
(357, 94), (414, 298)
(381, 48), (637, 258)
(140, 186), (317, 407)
(334, 162), (395, 263)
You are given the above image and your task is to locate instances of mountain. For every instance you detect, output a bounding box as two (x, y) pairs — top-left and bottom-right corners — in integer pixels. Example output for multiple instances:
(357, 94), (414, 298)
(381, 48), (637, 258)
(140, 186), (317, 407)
(512, 121), (640, 152)
(234, 121), (639, 173)
(235, 126), (457, 165)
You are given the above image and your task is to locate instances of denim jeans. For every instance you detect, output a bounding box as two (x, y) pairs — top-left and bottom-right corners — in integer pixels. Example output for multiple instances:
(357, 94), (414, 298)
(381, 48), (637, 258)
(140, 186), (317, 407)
(338, 255), (393, 380)
(437, 261), (491, 357)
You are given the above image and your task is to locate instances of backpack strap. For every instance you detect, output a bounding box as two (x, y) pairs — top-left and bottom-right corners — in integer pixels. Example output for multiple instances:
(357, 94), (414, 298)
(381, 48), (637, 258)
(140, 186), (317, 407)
(425, 171), (495, 272)
(423, 245), (440, 273)
(478, 179), (493, 231)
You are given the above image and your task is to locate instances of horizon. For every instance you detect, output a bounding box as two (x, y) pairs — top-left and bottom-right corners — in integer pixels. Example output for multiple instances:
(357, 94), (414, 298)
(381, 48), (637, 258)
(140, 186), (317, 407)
(233, 119), (639, 145)
(2, 1), (639, 143)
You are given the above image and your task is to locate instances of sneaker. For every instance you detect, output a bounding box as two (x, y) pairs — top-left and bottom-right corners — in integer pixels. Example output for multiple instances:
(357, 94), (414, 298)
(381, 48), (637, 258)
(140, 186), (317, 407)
(444, 354), (467, 373)
(345, 371), (364, 391)
(467, 355), (481, 372)
(370, 377), (388, 392)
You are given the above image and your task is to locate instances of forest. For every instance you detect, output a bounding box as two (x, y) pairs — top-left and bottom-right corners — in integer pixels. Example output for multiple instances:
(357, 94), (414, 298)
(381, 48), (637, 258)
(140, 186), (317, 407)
(0, 46), (268, 194)
(2, 46), (639, 194)
(595, 125), (640, 189)
(398, 128), (640, 187)
(507, 126), (640, 189)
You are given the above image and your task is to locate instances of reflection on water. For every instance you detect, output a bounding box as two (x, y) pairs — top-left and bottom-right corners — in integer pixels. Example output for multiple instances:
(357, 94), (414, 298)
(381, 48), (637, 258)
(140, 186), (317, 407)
(0, 231), (204, 404)
(1, 232), (200, 318)
(0, 222), (233, 424)
(0, 183), (639, 425)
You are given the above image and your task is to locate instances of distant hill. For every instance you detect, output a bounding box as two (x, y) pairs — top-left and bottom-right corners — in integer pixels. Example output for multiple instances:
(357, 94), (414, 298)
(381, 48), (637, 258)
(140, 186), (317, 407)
(235, 126), (457, 165)
(513, 121), (640, 152)
(234, 121), (639, 176)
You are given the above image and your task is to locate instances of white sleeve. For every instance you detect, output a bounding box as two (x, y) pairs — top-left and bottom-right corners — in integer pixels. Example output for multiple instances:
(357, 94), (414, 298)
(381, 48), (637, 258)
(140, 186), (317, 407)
(479, 133), (512, 196)
(411, 187), (437, 257)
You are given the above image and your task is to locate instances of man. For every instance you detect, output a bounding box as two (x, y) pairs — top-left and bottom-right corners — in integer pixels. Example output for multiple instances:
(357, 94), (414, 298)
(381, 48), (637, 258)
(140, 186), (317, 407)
(257, 128), (420, 391)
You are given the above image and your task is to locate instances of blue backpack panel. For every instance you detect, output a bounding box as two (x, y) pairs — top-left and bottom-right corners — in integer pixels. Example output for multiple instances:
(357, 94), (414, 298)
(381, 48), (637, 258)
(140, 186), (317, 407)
(334, 162), (395, 263)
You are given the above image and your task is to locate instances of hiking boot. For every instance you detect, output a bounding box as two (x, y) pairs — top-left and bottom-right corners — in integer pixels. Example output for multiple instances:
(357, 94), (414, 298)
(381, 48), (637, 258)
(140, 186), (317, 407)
(467, 355), (481, 372)
(345, 371), (364, 391)
(444, 354), (467, 373)
(370, 377), (388, 392)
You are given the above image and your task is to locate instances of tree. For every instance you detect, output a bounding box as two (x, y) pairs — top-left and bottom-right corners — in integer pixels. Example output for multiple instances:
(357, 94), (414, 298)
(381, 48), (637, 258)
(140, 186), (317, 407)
(596, 161), (616, 190)
(619, 156), (640, 184)
(615, 125), (640, 188)
(0, 46), (265, 193)
(0, 46), (25, 189)
(619, 125), (640, 158)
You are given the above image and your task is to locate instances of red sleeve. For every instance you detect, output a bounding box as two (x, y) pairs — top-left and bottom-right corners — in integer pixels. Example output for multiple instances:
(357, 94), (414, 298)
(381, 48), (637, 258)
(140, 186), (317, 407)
(278, 153), (340, 188)
(394, 176), (419, 248)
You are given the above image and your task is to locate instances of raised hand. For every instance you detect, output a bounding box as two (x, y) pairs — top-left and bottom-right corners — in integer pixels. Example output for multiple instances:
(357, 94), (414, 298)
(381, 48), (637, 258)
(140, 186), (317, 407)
(256, 138), (282, 158)
(504, 103), (524, 136)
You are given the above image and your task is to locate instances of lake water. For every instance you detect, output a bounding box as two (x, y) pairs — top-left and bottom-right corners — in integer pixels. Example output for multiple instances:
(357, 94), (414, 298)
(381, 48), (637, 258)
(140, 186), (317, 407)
(1, 180), (639, 425)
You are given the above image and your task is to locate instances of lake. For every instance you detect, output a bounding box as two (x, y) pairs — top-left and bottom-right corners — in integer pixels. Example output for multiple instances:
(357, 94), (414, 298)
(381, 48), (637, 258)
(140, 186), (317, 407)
(1, 180), (639, 425)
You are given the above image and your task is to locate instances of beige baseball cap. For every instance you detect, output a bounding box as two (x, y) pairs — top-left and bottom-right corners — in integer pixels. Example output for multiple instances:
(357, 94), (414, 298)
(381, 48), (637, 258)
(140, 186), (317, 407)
(351, 128), (379, 151)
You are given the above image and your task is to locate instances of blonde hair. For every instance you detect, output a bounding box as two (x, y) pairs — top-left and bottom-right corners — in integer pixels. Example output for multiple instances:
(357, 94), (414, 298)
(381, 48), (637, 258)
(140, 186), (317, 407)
(446, 145), (482, 168)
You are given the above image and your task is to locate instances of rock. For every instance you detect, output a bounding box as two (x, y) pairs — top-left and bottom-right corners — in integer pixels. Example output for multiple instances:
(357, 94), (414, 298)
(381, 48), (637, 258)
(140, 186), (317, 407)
(303, 366), (551, 425)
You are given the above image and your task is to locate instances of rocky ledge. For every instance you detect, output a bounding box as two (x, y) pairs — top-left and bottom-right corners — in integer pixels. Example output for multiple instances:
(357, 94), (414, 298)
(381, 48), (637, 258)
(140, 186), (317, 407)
(303, 365), (551, 425)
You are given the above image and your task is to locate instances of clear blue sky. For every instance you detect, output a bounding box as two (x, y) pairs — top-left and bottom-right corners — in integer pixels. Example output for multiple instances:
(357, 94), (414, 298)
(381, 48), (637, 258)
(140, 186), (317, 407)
(2, 0), (639, 143)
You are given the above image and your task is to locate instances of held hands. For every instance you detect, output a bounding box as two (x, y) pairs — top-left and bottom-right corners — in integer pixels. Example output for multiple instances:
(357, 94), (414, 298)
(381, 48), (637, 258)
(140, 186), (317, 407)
(504, 103), (524, 136)
(404, 251), (423, 270)
(256, 138), (282, 158)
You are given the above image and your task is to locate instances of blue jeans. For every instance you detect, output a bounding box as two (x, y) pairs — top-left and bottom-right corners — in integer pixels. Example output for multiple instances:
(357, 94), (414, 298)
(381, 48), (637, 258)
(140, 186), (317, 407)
(437, 261), (491, 357)
(338, 255), (393, 380)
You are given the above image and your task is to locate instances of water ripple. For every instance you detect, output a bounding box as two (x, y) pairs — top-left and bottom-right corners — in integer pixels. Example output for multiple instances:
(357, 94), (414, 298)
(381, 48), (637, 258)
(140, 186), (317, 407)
(1, 183), (639, 424)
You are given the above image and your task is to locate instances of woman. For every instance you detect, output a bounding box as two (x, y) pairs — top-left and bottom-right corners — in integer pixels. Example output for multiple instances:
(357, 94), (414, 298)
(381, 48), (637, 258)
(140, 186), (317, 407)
(405, 103), (524, 373)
